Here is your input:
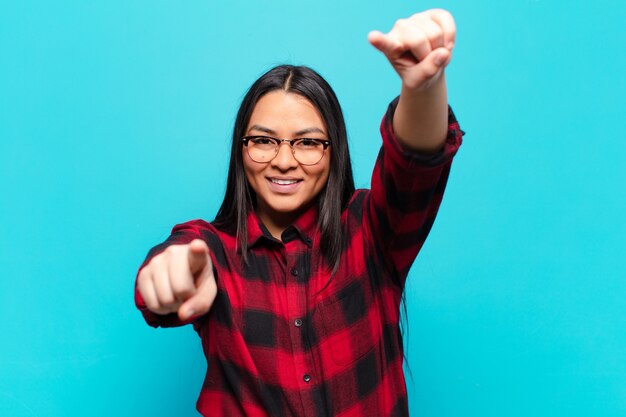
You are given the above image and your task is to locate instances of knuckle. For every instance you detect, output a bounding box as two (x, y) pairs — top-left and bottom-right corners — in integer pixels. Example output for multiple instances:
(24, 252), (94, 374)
(430, 8), (448, 17)
(154, 306), (171, 315)
(145, 298), (160, 312)
(137, 283), (150, 302)
(148, 256), (165, 271)
(158, 293), (176, 306)
(431, 29), (444, 45)
(163, 247), (176, 257)
(414, 30), (428, 42)
(394, 18), (407, 28)
(172, 281), (194, 299)
(169, 276), (184, 291)
(440, 9), (453, 19)
(137, 269), (149, 284)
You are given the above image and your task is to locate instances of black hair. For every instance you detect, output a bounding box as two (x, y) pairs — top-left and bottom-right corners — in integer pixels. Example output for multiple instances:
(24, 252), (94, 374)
(213, 65), (355, 270)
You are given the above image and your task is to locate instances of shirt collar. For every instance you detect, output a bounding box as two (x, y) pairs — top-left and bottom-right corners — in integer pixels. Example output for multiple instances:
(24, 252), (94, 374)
(246, 203), (318, 249)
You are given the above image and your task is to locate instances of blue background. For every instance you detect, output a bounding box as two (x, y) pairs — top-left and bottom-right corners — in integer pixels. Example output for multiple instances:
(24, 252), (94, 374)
(1, 0), (625, 416)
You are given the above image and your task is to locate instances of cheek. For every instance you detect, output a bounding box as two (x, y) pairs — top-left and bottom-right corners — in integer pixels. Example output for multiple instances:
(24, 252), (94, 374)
(307, 161), (331, 190)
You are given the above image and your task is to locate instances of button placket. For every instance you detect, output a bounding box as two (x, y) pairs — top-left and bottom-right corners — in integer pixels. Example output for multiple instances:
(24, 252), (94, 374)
(284, 240), (315, 400)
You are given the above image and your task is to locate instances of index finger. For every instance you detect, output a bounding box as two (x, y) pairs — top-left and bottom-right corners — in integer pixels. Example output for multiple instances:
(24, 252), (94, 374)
(368, 30), (404, 60)
(427, 9), (456, 49)
(188, 239), (210, 275)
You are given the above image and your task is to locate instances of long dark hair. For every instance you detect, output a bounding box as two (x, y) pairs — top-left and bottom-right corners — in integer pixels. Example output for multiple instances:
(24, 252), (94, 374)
(213, 65), (355, 270)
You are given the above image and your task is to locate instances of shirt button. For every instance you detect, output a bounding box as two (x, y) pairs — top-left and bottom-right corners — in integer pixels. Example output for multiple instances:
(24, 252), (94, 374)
(303, 374), (311, 383)
(290, 268), (298, 276)
(294, 318), (303, 327)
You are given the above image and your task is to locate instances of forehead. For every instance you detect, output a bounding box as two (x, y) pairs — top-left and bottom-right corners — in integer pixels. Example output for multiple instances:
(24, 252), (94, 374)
(247, 91), (326, 134)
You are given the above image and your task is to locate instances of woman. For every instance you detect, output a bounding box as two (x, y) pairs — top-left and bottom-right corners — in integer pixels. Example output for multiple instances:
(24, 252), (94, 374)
(135, 9), (464, 417)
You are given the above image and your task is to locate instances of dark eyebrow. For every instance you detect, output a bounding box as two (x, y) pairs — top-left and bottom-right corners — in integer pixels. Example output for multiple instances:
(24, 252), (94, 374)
(294, 127), (326, 136)
(248, 125), (277, 135)
(247, 125), (326, 137)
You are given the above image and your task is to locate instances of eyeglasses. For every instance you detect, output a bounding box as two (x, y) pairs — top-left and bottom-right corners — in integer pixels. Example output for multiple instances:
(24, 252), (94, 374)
(242, 136), (331, 166)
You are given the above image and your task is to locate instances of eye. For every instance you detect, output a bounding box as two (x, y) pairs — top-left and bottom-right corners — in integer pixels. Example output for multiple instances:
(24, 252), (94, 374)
(295, 138), (323, 148)
(250, 136), (275, 145)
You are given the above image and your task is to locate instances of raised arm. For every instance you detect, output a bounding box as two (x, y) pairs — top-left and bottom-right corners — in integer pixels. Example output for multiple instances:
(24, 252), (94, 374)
(361, 9), (463, 287)
(368, 9), (456, 153)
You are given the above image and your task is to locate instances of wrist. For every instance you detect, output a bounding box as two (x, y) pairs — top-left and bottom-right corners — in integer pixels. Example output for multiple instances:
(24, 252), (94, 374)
(400, 70), (446, 98)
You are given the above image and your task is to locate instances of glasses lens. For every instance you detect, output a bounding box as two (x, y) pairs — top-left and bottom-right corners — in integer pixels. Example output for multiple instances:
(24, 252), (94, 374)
(245, 137), (327, 165)
(293, 139), (325, 165)
(247, 137), (278, 163)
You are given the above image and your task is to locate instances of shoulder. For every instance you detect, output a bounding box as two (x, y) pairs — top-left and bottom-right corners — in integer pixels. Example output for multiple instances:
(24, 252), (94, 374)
(169, 219), (231, 264)
(348, 188), (370, 205)
(170, 219), (217, 239)
(343, 188), (371, 220)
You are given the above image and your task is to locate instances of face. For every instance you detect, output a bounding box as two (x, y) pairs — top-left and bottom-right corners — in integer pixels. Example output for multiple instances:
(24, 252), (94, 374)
(243, 90), (331, 227)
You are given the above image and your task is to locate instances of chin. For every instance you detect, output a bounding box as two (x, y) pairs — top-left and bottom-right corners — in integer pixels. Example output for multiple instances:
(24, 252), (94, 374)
(269, 203), (305, 214)
(263, 196), (313, 215)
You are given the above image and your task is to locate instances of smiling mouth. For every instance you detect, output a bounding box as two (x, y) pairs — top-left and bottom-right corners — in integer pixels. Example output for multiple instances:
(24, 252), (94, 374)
(269, 178), (302, 185)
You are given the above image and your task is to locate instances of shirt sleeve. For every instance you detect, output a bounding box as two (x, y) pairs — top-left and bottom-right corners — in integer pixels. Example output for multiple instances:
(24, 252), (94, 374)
(134, 220), (213, 329)
(365, 96), (464, 288)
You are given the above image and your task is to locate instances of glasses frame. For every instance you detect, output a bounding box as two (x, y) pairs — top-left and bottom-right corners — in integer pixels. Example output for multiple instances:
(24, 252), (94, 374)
(242, 135), (331, 166)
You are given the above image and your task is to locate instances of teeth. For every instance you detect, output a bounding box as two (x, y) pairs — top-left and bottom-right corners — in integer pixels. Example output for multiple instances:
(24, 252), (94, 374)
(271, 178), (299, 185)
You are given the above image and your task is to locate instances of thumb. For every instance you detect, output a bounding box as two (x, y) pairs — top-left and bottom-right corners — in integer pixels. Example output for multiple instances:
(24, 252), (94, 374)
(368, 30), (402, 58)
(178, 272), (217, 320)
(429, 47), (452, 68)
(406, 47), (451, 87)
(188, 239), (209, 275)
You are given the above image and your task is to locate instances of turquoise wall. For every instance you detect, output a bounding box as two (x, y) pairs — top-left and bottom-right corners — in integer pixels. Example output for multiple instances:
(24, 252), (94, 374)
(1, 1), (624, 416)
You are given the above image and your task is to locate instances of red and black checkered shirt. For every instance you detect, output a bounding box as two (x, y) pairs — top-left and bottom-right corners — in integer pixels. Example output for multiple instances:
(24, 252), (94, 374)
(135, 98), (463, 417)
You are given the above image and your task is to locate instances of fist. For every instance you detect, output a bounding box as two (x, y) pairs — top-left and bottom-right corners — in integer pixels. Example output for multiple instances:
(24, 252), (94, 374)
(368, 9), (456, 91)
(137, 239), (217, 321)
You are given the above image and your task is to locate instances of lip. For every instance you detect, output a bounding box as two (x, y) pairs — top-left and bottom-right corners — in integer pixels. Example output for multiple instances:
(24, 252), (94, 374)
(266, 177), (303, 194)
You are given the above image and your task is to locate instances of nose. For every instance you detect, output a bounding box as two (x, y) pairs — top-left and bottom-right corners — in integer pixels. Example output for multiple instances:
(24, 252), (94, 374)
(271, 142), (298, 170)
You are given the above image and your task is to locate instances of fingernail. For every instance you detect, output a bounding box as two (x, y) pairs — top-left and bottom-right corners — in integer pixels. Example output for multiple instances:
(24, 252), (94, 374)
(185, 309), (195, 319)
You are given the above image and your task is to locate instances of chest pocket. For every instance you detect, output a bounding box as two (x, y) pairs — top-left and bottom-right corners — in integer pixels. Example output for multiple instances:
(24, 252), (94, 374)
(319, 280), (382, 366)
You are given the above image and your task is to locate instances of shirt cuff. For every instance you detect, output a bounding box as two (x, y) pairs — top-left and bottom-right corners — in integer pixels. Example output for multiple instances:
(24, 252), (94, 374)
(380, 96), (465, 170)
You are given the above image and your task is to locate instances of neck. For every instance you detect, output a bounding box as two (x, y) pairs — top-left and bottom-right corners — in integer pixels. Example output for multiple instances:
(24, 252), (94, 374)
(256, 201), (310, 241)
(258, 210), (298, 240)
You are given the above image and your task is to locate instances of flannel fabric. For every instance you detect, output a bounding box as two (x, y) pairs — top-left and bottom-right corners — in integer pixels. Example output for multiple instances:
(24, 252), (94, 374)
(135, 97), (463, 417)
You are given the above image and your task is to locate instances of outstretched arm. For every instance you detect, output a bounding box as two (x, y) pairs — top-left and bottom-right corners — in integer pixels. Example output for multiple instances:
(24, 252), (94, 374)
(135, 221), (219, 327)
(369, 9), (456, 153)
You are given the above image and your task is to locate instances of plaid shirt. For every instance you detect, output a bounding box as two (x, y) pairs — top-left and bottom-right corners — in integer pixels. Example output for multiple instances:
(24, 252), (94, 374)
(135, 98), (463, 417)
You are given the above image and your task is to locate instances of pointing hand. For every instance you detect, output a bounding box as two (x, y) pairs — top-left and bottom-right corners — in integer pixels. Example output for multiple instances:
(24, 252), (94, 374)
(137, 239), (217, 321)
